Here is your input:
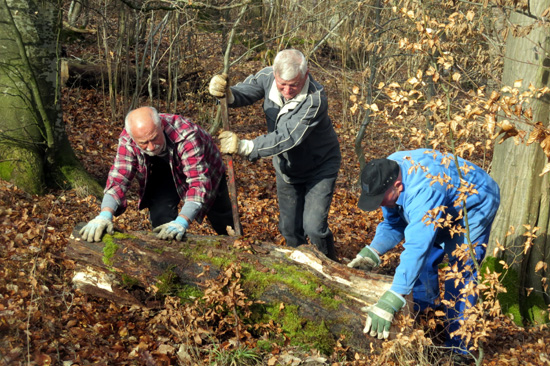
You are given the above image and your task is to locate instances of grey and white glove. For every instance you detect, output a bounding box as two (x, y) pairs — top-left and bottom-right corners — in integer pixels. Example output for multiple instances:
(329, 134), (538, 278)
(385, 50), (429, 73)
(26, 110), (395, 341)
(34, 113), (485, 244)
(79, 211), (114, 242)
(363, 290), (406, 339)
(347, 246), (380, 271)
(219, 130), (254, 156)
(153, 216), (189, 241)
(209, 73), (234, 103)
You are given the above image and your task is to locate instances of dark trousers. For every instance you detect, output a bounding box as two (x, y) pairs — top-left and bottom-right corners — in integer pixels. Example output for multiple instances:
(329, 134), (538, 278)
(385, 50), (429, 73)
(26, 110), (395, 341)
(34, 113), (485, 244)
(275, 172), (337, 260)
(142, 156), (234, 235)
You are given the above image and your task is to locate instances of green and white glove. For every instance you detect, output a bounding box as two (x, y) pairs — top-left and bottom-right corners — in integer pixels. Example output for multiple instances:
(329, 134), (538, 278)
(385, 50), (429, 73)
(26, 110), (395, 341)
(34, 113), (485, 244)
(363, 290), (406, 339)
(153, 216), (189, 241)
(79, 211), (114, 242)
(347, 246), (380, 271)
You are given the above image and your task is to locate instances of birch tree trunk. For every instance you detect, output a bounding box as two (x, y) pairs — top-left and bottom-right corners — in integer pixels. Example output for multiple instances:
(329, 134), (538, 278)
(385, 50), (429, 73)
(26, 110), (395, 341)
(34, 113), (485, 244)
(489, 0), (550, 324)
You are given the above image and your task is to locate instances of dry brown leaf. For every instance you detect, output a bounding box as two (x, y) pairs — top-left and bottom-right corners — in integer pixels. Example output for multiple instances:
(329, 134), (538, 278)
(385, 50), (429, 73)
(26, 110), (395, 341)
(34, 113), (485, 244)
(534, 261), (547, 273)
(540, 162), (550, 177)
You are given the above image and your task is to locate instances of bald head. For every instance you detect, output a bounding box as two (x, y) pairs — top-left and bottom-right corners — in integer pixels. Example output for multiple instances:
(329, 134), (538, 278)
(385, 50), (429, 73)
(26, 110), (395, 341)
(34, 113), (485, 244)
(125, 106), (166, 156)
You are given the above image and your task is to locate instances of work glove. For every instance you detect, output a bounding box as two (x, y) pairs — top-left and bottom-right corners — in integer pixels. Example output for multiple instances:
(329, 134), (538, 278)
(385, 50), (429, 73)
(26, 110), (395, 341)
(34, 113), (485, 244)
(347, 246), (380, 271)
(209, 73), (234, 102)
(219, 130), (254, 156)
(153, 216), (189, 241)
(79, 211), (114, 242)
(363, 290), (406, 339)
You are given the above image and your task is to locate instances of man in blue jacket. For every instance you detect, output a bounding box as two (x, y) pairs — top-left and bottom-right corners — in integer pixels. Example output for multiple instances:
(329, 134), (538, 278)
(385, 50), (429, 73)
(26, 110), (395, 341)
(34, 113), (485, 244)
(348, 149), (500, 358)
(208, 49), (341, 260)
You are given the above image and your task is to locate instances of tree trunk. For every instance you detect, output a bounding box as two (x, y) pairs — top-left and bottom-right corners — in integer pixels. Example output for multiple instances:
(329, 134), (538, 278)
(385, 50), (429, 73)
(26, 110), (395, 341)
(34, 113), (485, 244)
(67, 0), (89, 28)
(489, 0), (550, 324)
(66, 224), (398, 353)
(0, 0), (103, 196)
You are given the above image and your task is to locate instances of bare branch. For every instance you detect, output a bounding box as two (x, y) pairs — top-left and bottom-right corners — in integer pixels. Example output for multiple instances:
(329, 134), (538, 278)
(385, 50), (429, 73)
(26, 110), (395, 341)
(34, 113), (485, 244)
(117, 0), (251, 13)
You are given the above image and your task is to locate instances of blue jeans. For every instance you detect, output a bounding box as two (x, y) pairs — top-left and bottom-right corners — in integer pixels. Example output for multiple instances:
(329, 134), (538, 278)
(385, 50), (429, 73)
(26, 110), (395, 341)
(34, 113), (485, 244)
(276, 173), (337, 260)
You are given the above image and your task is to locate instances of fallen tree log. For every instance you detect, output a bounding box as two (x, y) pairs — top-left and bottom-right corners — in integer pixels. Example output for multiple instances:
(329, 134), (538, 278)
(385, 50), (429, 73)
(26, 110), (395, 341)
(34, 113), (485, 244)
(62, 21), (97, 35)
(60, 59), (202, 94)
(66, 224), (404, 354)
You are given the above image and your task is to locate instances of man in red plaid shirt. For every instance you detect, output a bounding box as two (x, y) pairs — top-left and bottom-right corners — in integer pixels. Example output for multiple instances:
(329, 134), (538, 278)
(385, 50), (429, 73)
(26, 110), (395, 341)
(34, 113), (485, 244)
(80, 106), (234, 242)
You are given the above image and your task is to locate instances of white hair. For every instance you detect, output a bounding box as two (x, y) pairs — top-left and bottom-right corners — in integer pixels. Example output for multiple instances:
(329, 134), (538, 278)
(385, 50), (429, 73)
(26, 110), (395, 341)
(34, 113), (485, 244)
(273, 49), (307, 81)
(124, 106), (160, 138)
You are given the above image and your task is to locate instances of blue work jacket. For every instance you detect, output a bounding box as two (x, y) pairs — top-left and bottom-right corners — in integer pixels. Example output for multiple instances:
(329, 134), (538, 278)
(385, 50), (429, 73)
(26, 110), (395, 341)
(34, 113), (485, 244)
(370, 149), (500, 296)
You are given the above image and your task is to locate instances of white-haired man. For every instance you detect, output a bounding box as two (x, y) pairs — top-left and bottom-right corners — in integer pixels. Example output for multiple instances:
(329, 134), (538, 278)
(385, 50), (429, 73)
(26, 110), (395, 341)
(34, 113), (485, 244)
(79, 106), (234, 242)
(209, 49), (341, 260)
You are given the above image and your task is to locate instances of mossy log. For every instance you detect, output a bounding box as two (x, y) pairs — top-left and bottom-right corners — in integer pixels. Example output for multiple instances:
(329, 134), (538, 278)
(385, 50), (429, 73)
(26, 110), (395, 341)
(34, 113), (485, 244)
(66, 223), (397, 353)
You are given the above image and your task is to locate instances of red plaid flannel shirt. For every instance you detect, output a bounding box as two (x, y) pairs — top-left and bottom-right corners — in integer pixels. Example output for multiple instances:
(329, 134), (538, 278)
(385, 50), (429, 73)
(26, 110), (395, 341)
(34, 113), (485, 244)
(104, 114), (225, 223)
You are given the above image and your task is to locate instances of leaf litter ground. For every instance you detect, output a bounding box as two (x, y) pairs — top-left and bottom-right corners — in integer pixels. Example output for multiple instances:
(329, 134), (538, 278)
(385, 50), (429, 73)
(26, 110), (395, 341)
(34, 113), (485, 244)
(1, 57), (550, 366)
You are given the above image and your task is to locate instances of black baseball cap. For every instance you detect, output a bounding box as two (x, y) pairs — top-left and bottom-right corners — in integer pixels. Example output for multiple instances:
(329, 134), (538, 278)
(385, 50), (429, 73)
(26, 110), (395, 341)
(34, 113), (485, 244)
(358, 158), (400, 211)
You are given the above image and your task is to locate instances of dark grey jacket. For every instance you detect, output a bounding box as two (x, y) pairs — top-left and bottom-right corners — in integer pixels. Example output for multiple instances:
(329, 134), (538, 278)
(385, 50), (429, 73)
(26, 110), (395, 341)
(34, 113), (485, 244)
(229, 67), (341, 184)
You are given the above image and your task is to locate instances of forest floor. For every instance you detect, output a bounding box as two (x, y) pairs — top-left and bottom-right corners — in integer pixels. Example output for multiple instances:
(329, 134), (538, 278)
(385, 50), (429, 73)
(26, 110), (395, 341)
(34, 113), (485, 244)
(1, 26), (550, 366)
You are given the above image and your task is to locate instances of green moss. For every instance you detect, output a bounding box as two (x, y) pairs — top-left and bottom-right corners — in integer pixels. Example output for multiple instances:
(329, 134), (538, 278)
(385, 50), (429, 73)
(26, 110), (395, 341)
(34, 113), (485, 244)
(177, 284), (204, 304)
(121, 274), (140, 288)
(179, 237), (224, 259)
(263, 303), (335, 355)
(102, 234), (119, 266)
(57, 161), (104, 197)
(192, 237), (223, 247)
(184, 239), (329, 304)
(112, 232), (134, 240)
(182, 244), (345, 354)
(156, 266), (179, 296)
(505, 304), (522, 326)
(189, 240), (234, 268)
(256, 339), (272, 353)
(100, 232), (136, 267)
(0, 147), (44, 194)
(0, 160), (15, 180)
(525, 295), (549, 325)
(481, 256), (522, 325)
(304, 320), (334, 355)
(240, 262), (342, 310)
(178, 243), (192, 257)
(193, 252), (234, 268)
(154, 266), (203, 303)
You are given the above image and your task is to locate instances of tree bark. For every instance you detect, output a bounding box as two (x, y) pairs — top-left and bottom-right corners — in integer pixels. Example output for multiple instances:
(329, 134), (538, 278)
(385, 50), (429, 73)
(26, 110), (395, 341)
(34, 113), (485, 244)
(489, 0), (550, 323)
(0, 0), (102, 196)
(66, 224), (397, 353)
